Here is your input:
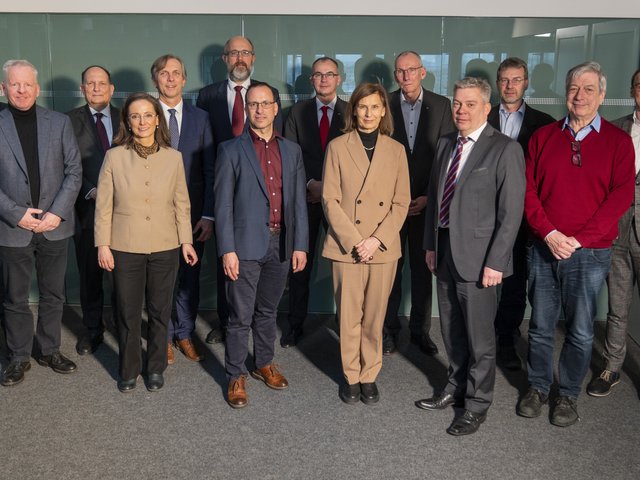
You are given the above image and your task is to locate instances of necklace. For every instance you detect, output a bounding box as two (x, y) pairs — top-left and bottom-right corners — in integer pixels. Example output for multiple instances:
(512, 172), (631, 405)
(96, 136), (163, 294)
(363, 145), (375, 151)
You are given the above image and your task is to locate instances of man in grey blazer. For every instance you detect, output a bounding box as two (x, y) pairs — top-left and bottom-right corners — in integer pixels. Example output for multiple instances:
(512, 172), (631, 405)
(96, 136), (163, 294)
(0, 59), (82, 387)
(214, 82), (308, 408)
(417, 77), (525, 435)
(587, 68), (640, 397)
(152, 54), (215, 365)
(67, 65), (119, 355)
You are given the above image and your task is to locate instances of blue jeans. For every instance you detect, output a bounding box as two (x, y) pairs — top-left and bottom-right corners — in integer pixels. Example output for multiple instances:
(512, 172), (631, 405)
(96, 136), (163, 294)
(526, 241), (611, 398)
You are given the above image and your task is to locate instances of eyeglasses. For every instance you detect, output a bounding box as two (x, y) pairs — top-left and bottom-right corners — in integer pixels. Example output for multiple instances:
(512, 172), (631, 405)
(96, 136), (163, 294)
(498, 77), (525, 86)
(571, 141), (581, 167)
(128, 113), (157, 123)
(310, 72), (339, 80)
(224, 50), (254, 58)
(246, 101), (276, 110)
(394, 67), (423, 77)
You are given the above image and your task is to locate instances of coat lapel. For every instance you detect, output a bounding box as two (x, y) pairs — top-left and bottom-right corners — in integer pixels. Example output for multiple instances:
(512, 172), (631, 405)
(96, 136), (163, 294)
(36, 107), (51, 181)
(240, 133), (268, 198)
(345, 130), (371, 181)
(0, 108), (28, 177)
(456, 125), (493, 188)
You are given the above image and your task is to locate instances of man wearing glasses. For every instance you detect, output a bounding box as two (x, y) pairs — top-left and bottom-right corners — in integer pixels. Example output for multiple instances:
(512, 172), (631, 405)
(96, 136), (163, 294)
(587, 68), (640, 398)
(214, 82), (308, 408)
(520, 61), (634, 427)
(383, 50), (455, 356)
(280, 56), (347, 347)
(197, 36), (283, 345)
(487, 57), (554, 370)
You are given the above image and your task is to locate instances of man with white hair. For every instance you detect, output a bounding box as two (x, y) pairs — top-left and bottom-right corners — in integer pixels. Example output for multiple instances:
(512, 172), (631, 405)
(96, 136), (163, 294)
(519, 61), (634, 426)
(0, 59), (82, 386)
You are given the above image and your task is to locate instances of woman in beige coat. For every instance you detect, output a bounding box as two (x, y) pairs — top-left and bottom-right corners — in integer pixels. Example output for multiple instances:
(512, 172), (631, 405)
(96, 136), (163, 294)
(322, 83), (410, 405)
(95, 93), (197, 393)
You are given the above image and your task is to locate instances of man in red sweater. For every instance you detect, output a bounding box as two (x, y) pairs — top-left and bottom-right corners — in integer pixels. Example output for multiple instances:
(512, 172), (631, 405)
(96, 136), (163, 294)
(519, 61), (634, 427)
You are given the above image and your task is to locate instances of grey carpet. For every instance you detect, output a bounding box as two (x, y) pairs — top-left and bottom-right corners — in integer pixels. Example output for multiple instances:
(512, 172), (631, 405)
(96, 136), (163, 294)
(1, 307), (639, 480)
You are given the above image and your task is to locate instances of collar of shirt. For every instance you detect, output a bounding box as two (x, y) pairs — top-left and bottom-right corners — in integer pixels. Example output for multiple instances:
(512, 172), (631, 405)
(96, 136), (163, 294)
(400, 88), (424, 107)
(89, 104), (111, 119)
(316, 96), (337, 112)
(461, 122), (487, 144)
(160, 99), (183, 116)
(249, 127), (282, 144)
(227, 78), (251, 93)
(562, 113), (601, 141)
(633, 110), (640, 126)
(499, 100), (526, 119)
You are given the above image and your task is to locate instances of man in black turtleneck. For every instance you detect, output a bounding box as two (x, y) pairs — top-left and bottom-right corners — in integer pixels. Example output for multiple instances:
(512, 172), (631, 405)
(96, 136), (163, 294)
(0, 59), (82, 387)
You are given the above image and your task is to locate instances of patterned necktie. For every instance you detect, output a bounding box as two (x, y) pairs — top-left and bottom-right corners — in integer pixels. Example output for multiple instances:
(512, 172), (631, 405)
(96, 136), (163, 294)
(231, 85), (244, 137)
(94, 112), (110, 153)
(439, 136), (469, 227)
(319, 105), (330, 151)
(168, 108), (180, 149)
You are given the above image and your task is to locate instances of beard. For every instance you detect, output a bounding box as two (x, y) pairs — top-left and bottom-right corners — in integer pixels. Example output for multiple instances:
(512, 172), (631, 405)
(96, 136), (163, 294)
(229, 62), (253, 82)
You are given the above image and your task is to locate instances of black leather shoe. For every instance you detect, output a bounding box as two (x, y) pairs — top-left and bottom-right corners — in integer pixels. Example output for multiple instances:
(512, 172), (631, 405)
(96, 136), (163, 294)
(205, 327), (226, 344)
(360, 382), (379, 405)
(1, 361), (31, 387)
(76, 333), (104, 355)
(447, 410), (487, 436)
(117, 377), (137, 393)
(280, 328), (302, 348)
(415, 392), (462, 410)
(36, 351), (77, 374)
(411, 334), (439, 355)
(146, 373), (164, 392)
(382, 332), (397, 356)
(339, 383), (361, 405)
(497, 343), (522, 371)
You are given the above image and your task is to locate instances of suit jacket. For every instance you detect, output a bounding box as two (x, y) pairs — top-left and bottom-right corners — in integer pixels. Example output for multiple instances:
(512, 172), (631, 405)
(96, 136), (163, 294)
(321, 131), (411, 263)
(424, 124), (525, 281)
(0, 105), (82, 247)
(389, 88), (455, 199)
(214, 131), (308, 261)
(67, 104), (120, 229)
(283, 97), (347, 182)
(196, 79), (283, 150)
(612, 113), (640, 245)
(487, 102), (555, 155)
(94, 146), (192, 254)
(175, 103), (215, 225)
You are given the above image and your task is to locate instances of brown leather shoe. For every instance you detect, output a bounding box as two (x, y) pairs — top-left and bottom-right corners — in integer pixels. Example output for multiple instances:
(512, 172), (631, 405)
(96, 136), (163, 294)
(175, 338), (204, 362)
(250, 363), (289, 390)
(167, 343), (175, 365)
(227, 376), (248, 408)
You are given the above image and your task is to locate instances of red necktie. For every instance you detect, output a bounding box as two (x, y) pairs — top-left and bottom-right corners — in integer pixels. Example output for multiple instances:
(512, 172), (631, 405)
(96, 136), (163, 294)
(231, 85), (244, 137)
(439, 136), (469, 227)
(319, 105), (330, 151)
(94, 112), (110, 153)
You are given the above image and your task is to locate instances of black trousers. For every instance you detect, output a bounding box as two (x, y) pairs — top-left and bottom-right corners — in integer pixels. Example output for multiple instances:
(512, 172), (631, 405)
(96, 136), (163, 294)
(286, 202), (326, 331)
(384, 212), (433, 337)
(225, 232), (289, 380)
(0, 235), (68, 361)
(74, 228), (105, 335)
(112, 248), (179, 380)
(436, 229), (497, 414)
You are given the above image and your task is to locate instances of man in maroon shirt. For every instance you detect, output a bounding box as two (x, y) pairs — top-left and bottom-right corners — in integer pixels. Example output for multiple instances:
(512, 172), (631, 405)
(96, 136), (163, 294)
(214, 83), (308, 408)
(519, 61), (634, 427)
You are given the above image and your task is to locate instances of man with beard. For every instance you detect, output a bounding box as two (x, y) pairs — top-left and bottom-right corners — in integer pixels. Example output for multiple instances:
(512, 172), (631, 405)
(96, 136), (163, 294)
(197, 36), (282, 345)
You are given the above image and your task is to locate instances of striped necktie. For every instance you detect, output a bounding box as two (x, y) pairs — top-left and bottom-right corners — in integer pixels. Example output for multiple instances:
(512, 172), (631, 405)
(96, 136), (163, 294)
(438, 136), (469, 227)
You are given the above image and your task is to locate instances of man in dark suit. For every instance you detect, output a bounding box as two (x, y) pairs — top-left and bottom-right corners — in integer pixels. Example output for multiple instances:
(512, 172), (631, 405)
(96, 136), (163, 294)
(281, 56), (346, 347)
(67, 65), (119, 355)
(0, 59), (82, 386)
(196, 35), (283, 344)
(487, 57), (554, 370)
(151, 54), (215, 365)
(587, 68), (640, 398)
(383, 50), (455, 356)
(214, 82), (308, 408)
(417, 77), (525, 435)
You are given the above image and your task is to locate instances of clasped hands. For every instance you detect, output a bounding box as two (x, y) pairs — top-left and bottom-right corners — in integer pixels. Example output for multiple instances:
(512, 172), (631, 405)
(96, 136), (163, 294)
(545, 231), (581, 260)
(18, 208), (61, 233)
(351, 237), (381, 263)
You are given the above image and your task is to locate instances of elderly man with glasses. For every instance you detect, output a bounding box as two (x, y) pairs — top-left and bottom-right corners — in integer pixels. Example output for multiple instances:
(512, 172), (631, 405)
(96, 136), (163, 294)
(519, 61), (634, 427)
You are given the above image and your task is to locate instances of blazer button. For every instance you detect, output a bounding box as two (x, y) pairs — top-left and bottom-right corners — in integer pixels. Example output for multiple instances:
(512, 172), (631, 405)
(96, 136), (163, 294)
(379, 202), (384, 206)
(145, 181), (150, 186)
(146, 216), (151, 221)
(357, 200), (362, 204)
(355, 220), (361, 224)
(265, 222), (269, 226)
